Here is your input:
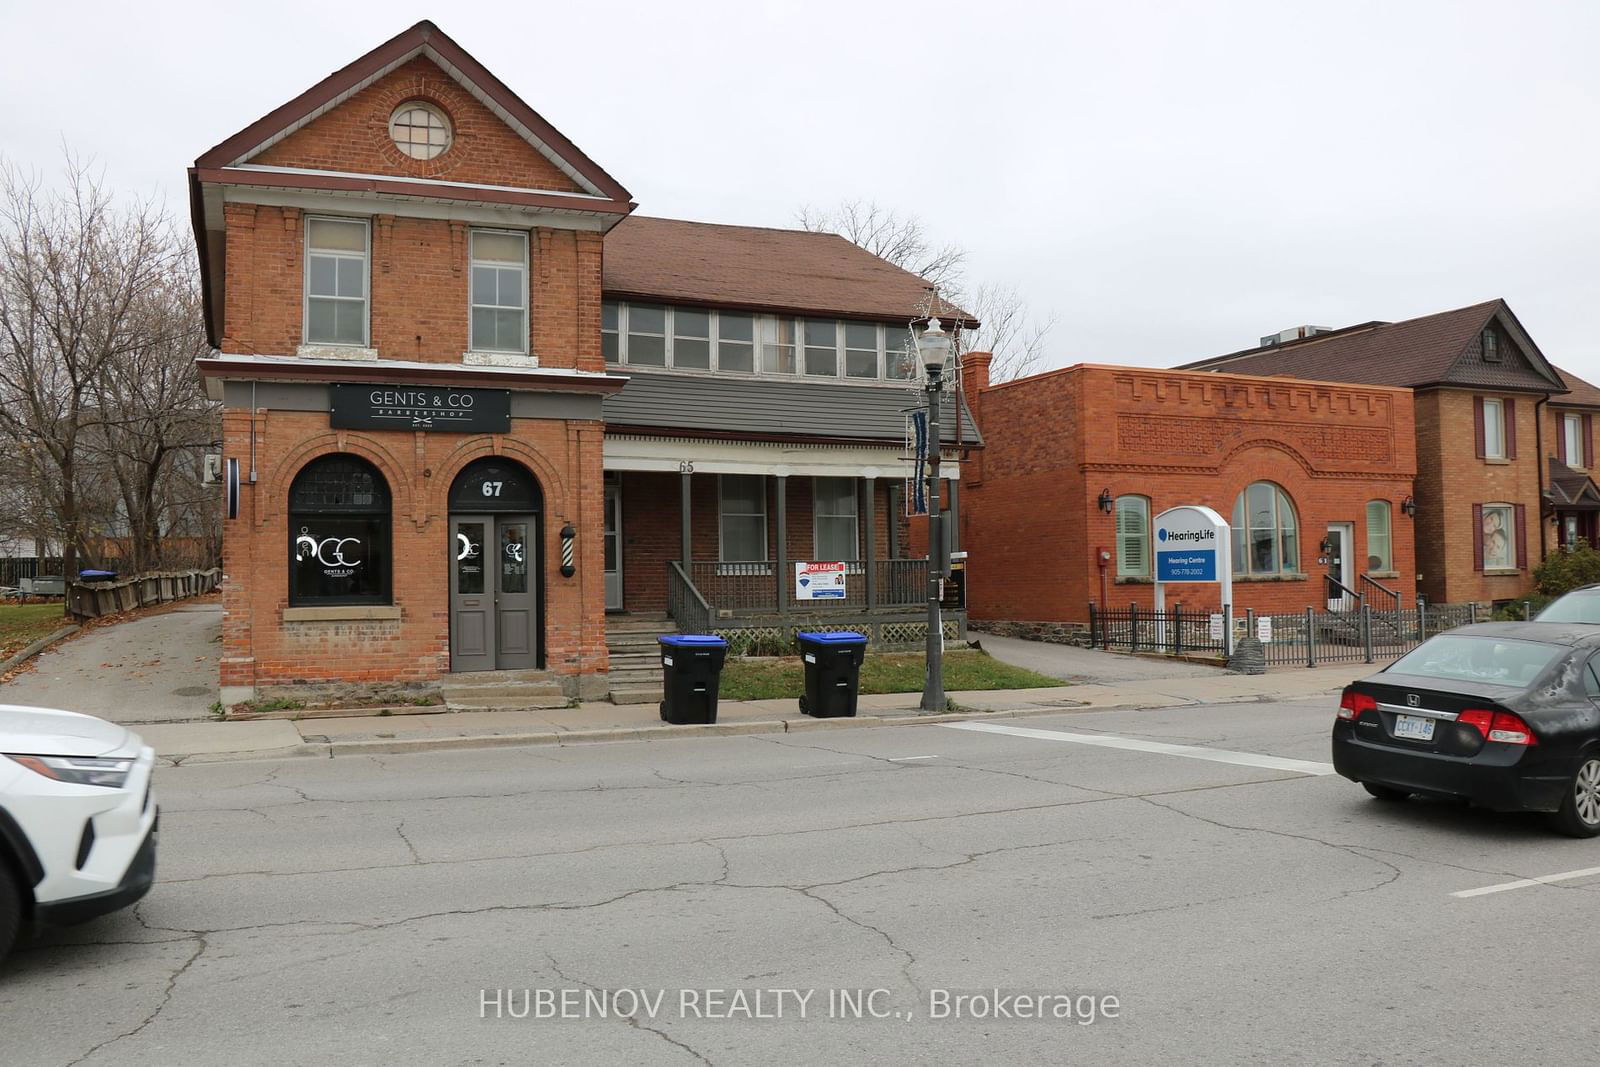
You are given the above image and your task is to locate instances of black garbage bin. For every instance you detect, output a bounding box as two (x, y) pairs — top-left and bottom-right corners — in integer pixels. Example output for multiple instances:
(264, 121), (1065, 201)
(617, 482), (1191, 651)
(658, 635), (728, 725)
(796, 631), (868, 718)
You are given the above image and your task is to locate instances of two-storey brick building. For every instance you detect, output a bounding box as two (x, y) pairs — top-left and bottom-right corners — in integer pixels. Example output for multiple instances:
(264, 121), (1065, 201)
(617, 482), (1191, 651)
(1181, 299), (1569, 607)
(192, 21), (975, 705)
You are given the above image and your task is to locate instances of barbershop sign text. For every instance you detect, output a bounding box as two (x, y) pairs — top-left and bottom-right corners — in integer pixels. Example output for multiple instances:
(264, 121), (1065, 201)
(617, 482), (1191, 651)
(330, 384), (512, 433)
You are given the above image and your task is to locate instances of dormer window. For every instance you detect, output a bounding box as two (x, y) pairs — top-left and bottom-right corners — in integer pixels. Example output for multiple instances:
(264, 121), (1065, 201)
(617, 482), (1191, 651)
(389, 102), (452, 160)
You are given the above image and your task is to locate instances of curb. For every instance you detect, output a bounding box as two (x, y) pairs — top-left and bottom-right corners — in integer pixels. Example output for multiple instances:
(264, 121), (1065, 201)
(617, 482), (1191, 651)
(148, 687), (1354, 764)
(0, 624), (80, 677)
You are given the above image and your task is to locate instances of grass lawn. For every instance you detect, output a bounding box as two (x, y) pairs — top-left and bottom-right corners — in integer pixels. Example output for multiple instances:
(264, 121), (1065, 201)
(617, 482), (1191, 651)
(718, 649), (1061, 702)
(0, 603), (70, 660)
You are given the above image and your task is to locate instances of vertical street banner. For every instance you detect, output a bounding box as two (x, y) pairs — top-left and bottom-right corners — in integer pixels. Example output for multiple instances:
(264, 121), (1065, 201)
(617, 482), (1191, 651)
(907, 410), (928, 515)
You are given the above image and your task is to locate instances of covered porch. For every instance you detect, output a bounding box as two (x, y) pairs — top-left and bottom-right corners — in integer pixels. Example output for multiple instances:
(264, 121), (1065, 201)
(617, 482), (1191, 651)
(603, 436), (965, 646)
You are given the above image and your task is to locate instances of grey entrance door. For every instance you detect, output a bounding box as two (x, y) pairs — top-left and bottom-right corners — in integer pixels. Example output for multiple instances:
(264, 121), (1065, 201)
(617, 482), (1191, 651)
(450, 516), (495, 672)
(450, 514), (539, 672)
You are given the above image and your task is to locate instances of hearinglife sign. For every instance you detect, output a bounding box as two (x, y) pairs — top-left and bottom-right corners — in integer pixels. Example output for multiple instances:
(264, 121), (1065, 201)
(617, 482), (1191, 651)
(1152, 505), (1235, 655)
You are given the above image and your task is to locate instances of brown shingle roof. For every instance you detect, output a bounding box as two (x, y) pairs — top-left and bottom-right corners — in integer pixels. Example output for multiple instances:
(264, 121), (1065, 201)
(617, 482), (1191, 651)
(1177, 299), (1564, 392)
(1553, 365), (1600, 408)
(602, 216), (974, 326)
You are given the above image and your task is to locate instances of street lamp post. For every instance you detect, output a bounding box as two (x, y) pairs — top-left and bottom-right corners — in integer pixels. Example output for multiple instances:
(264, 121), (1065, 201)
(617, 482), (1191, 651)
(919, 318), (952, 713)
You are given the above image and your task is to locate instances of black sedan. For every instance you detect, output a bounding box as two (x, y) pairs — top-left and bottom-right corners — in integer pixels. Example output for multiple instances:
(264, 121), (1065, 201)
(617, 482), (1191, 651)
(1332, 622), (1600, 837)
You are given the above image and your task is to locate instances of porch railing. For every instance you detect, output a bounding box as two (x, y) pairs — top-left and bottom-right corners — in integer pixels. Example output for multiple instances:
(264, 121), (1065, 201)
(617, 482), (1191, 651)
(667, 561), (712, 637)
(685, 558), (928, 616)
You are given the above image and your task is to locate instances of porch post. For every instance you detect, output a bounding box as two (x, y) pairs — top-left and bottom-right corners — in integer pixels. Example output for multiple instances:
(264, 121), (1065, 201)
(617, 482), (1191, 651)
(775, 475), (789, 614)
(948, 479), (961, 553)
(864, 477), (877, 611)
(680, 471), (692, 569)
(887, 483), (902, 558)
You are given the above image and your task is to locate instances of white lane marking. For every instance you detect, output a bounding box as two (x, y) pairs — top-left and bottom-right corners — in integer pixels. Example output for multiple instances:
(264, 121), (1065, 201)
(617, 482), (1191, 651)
(887, 755), (938, 762)
(939, 721), (1335, 776)
(1451, 865), (1600, 898)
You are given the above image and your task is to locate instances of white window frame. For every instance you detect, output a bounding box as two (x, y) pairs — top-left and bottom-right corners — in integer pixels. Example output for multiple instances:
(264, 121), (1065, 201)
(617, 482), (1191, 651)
(601, 301), (914, 382)
(303, 215), (370, 348)
(468, 229), (529, 355)
(623, 303), (668, 368)
(1115, 495), (1151, 578)
(1483, 398), (1506, 459)
(813, 477), (860, 561)
(602, 300), (620, 362)
(1565, 413), (1585, 466)
(718, 474), (768, 563)
(1231, 482), (1300, 577)
(671, 306), (713, 371)
(1482, 503), (1515, 570)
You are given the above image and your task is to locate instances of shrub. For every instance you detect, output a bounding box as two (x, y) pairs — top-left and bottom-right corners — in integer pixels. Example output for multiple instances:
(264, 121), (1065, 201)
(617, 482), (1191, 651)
(1533, 538), (1600, 598)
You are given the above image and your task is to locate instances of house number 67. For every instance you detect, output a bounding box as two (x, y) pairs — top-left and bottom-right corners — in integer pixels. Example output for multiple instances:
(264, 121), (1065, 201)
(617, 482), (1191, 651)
(481, 481), (503, 497)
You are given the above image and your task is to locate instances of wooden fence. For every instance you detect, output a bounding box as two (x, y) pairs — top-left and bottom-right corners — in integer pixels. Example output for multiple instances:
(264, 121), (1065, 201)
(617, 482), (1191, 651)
(66, 569), (221, 620)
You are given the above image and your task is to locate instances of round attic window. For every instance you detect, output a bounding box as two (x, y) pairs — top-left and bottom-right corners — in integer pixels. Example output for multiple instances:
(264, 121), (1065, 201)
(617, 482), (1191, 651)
(389, 102), (452, 160)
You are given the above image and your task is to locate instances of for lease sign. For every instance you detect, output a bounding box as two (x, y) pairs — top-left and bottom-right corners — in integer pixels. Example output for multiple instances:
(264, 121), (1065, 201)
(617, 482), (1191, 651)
(794, 561), (847, 600)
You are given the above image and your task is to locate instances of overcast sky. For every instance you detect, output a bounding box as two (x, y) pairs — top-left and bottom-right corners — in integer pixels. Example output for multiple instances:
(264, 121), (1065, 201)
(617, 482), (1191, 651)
(8, 0), (1599, 380)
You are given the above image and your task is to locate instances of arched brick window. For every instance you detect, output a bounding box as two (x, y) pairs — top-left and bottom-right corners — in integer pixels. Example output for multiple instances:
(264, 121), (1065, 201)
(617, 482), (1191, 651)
(1231, 482), (1299, 577)
(288, 454), (392, 606)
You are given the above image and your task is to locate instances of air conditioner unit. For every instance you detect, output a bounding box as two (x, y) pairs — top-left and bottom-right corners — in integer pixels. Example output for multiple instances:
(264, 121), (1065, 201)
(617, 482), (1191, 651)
(202, 454), (224, 485)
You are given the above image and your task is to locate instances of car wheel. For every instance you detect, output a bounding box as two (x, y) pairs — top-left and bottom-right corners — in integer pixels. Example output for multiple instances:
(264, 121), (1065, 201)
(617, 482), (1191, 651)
(0, 862), (20, 965)
(1550, 755), (1600, 838)
(1362, 782), (1411, 801)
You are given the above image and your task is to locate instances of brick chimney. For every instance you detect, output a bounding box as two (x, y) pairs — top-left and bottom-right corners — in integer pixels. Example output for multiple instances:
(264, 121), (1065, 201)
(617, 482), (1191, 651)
(961, 351), (994, 420)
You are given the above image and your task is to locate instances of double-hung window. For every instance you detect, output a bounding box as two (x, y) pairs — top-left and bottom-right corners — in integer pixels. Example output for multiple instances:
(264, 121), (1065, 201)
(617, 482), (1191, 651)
(884, 326), (914, 380)
(305, 218), (369, 346)
(814, 478), (859, 561)
(719, 476), (768, 562)
(844, 323), (879, 378)
(673, 309), (711, 369)
(804, 320), (839, 377)
(1365, 500), (1393, 572)
(1481, 503), (1515, 570)
(1482, 398), (1506, 459)
(626, 304), (667, 366)
(1565, 413), (1585, 467)
(718, 313), (755, 373)
(469, 230), (528, 353)
(761, 317), (796, 374)
(602, 301), (620, 361)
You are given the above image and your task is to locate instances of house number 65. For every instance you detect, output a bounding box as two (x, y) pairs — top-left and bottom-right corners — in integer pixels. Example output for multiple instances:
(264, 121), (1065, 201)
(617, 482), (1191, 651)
(480, 481), (503, 497)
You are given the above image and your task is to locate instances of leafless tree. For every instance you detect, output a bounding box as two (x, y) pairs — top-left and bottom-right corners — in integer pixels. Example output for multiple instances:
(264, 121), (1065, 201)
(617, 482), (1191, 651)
(798, 200), (967, 293)
(798, 199), (1053, 383)
(0, 157), (195, 601)
(82, 251), (217, 572)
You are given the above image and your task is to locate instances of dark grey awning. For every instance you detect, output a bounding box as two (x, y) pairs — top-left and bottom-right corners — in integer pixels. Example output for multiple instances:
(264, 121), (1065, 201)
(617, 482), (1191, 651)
(602, 371), (982, 447)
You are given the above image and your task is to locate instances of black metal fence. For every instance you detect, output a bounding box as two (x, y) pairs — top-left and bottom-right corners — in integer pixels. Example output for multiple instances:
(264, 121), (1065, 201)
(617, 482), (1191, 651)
(1088, 598), (1484, 668)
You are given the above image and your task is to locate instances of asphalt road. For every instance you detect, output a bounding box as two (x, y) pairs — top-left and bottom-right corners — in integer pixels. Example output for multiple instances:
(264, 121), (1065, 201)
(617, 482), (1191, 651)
(6, 696), (1599, 1065)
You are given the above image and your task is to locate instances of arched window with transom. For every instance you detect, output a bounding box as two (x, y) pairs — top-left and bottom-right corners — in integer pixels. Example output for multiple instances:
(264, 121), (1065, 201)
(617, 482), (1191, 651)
(1231, 482), (1299, 577)
(288, 454), (392, 606)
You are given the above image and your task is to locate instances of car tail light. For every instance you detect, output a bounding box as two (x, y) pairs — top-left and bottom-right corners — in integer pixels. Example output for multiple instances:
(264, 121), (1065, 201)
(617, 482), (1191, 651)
(1338, 691), (1377, 720)
(1457, 709), (1538, 746)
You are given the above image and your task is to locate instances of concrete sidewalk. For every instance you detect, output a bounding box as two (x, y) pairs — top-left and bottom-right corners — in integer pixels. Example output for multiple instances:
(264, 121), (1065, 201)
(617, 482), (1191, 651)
(134, 662), (1371, 765)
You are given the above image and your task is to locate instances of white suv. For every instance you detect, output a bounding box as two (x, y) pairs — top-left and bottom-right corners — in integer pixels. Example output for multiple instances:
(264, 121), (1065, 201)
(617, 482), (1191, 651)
(0, 705), (159, 963)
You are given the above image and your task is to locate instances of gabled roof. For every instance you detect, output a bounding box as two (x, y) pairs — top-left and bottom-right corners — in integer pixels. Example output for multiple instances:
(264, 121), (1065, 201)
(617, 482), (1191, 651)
(602, 216), (976, 327)
(1177, 299), (1566, 393)
(1548, 458), (1600, 509)
(193, 20), (630, 204)
(1552, 365), (1600, 409)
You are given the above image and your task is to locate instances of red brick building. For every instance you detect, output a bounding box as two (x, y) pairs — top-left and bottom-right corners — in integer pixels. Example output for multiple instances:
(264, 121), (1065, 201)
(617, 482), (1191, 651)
(1544, 365), (1600, 552)
(959, 359), (1417, 628)
(192, 22), (975, 705)
(1182, 300), (1570, 607)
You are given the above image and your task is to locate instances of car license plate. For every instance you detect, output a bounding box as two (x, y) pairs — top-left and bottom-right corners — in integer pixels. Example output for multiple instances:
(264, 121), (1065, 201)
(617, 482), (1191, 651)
(1394, 714), (1435, 742)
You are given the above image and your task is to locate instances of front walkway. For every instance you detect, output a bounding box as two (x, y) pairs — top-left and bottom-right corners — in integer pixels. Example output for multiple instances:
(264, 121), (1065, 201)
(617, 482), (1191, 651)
(0, 601), (221, 722)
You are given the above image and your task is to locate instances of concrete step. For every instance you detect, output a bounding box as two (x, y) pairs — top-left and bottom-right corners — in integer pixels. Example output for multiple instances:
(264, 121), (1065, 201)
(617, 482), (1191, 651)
(444, 696), (573, 712)
(607, 652), (660, 667)
(439, 684), (567, 708)
(442, 670), (557, 689)
(606, 670), (662, 684)
(608, 687), (662, 705)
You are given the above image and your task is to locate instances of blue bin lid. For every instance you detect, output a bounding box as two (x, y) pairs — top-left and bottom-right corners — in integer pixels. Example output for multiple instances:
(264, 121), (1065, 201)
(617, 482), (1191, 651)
(797, 631), (867, 644)
(78, 570), (117, 579)
(659, 634), (728, 648)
